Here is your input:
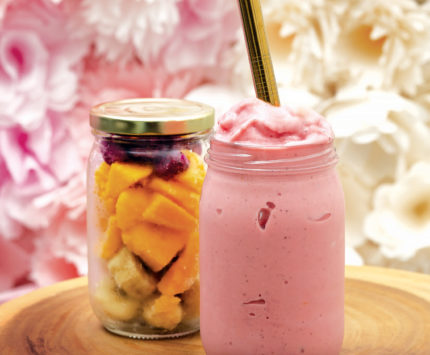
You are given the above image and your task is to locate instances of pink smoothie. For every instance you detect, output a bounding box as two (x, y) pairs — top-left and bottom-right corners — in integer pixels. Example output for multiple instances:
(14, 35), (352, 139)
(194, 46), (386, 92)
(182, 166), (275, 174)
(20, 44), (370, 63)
(199, 99), (345, 355)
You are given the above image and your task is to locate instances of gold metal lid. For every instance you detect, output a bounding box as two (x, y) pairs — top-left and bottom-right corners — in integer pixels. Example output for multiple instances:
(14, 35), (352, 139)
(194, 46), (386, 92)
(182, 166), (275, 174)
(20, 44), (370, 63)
(90, 98), (215, 135)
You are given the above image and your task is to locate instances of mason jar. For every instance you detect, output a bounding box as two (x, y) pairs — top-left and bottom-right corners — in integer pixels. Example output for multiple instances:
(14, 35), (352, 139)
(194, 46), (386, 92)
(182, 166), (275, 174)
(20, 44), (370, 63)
(87, 98), (214, 339)
(199, 138), (345, 354)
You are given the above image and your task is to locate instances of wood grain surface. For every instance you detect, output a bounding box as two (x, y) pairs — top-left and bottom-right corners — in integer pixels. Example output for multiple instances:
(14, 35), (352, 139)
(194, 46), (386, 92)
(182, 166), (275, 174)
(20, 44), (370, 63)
(0, 266), (430, 354)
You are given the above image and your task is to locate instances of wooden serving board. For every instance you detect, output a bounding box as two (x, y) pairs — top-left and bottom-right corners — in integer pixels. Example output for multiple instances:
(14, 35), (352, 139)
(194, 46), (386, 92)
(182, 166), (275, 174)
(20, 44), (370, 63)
(1, 266), (430, 354)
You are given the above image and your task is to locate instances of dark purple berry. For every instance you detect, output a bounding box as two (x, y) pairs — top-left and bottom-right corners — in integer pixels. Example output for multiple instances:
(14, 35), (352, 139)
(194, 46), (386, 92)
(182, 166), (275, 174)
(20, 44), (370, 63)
(153, 151), (189, 180)
(100, 139), (128, 164)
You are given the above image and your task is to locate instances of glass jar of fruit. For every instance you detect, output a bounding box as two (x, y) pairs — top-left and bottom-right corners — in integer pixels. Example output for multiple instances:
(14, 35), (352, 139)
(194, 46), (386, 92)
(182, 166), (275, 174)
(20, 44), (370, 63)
(87, 98), (214, 339)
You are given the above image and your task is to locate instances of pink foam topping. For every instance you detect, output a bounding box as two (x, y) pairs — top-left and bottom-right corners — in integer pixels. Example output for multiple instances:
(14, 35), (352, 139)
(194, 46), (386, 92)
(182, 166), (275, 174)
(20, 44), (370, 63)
(215, 98), (334, 146)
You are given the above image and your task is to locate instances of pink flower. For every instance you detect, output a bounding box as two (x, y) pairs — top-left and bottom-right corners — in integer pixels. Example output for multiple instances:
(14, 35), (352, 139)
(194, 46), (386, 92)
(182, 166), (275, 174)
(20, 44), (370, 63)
(0, 0), (88, 295)
(0, 0), (88, 235)
(0, 0), (12, 21)
(0, 284), (37, 305)
(0, 0), (242, 301)
(0, 115), (82, 238)
(77, 0), (240, 75)
(0, 235), (31, 291)
(0, 0), (89, 130)
(31, 203), (87, 287)
(162, 0), (240, 73)
(79, 0), (179, 64)
(0, 167), (86, 289)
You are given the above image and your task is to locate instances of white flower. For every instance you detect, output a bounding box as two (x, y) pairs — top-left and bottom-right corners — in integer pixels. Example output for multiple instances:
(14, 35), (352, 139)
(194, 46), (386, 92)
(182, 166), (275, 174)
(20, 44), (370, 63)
(261, 0), (345, 95)
(356, 240), (389, 266)
(337, 164), (372, 249)
(359, 234), (430, 273)
(320, 90), (430, 256)
(333, 0), (430, 96)
(319, 90), (428, 188)
(388, 105), (430, 166)
(346, 246), (364, 266)
(185, 84), (246, 121)
(364, 162), (430, 260)
(384, 247), (430, 273)
(161, 0), (240, 74)
(321, 92), (404, 189)
(81, 0), (180, 64)
(220, 30), (254, 95)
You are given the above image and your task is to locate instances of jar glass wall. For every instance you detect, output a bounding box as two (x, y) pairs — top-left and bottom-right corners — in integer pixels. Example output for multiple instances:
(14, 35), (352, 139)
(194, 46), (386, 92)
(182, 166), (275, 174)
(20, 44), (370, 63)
(87, 99), (213, 339)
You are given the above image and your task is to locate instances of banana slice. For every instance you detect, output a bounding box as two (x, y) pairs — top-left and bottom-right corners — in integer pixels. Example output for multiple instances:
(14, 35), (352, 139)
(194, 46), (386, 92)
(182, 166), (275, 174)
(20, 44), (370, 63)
(93, 277), (139, 321)
(142, 294), (183, 331)
(108, 247), (157, 300)
(182, 279), (200, 321)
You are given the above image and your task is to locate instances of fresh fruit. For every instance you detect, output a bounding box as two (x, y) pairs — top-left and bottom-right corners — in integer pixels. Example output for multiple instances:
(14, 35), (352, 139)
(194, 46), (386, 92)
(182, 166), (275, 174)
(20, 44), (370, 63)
(175, 150), (205, 192)
(95, 162), (116, 215)
(116, 188), (151, 230)
(93, 277), (140, 321)
(101, 137), (189, 181)
(182, 280), (200, 321)
(153, 150), (189, 180)
(101, 138), (128, 165)
(106, 162), (152, 200)
(107, 247), (157, 299)
(93, 146), (205, 330)
(95, 162), (110, 194)
(100, 216), (123, 259)
(142, 294), (183, 330)
(121, 222), (189, 272)
(157, 232), (199, 296)
(142, 193), (197, 232)
(148, 177), (200, 217)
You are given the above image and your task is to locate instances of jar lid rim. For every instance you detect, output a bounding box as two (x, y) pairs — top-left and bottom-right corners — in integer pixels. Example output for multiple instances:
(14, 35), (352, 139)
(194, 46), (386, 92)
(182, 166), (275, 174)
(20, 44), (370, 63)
(90, 98), (215, 135)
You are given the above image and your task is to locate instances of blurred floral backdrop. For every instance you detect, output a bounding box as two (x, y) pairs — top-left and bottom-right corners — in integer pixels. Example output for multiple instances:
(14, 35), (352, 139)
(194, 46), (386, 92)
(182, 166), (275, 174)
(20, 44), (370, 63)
(1, 0), (430, 301)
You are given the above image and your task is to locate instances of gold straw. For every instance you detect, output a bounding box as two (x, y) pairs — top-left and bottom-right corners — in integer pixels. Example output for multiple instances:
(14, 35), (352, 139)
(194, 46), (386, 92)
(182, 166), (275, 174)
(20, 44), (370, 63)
(238, 0), (280, 106)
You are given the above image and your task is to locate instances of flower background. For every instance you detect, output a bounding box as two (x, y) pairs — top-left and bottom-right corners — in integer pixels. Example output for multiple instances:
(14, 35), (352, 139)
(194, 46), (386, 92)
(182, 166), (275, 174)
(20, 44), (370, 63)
(1, 0), (430, 302)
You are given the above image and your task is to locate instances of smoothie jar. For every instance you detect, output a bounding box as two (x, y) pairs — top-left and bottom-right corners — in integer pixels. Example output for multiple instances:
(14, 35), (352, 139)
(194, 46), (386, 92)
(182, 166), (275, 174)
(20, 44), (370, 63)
(199, 104), (345, 354)
(87, 98), (214, 339)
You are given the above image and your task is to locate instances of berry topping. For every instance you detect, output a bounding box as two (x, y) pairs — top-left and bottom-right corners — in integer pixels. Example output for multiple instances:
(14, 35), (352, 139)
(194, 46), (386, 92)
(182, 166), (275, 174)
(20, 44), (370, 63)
(100, 138), (190, 179)
(153, 151), (189, 180)
(100, 139), (128, 165)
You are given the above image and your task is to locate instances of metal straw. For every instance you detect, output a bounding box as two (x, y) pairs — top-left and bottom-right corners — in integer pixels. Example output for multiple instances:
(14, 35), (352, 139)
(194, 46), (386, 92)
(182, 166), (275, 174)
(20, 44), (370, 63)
(238, 0), (280, 106)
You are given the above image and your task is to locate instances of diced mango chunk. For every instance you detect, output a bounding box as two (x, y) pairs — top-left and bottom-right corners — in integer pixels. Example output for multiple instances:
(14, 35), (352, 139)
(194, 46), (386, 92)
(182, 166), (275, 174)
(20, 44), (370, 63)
(102, 196), (116, 216)
(158, 232), (199, 296)
(142, 295), (183, 330)
(100, 216), (123, 259)
(182, 280), (200, 321)
(108, 247), (156, 299)
(116, 188), (151, 230)
(142, 193), (197, 232)
(175, 150), (205, 193)
(95, 162), (110, 195)
(148, 177), (200, 217)
(122, 222), (189, 272)
(106, 162), (152, 200)
(95, 162), (116, 215)
(93, 277), (140, 321)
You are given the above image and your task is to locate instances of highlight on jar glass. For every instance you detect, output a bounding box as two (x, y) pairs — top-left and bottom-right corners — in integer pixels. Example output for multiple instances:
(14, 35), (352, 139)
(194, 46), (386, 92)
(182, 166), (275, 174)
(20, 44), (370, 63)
(87, 98), (214, 339)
